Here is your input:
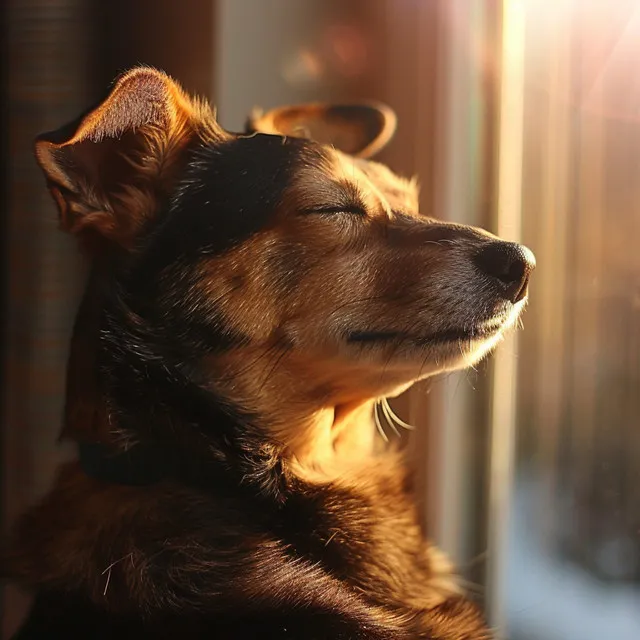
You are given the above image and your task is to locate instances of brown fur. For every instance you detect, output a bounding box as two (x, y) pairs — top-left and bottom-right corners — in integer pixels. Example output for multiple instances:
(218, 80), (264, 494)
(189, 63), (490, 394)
(3, 67), (534, 639)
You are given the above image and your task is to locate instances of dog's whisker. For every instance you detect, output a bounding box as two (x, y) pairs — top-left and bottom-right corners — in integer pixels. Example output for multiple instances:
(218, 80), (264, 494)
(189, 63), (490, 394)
(378, 400), (401, 438)
(373, 402), (389, 442)
(381, 397), (415, 431)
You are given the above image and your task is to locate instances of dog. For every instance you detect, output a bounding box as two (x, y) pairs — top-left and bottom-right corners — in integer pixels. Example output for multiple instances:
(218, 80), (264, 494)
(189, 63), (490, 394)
(3, 66), (534, 639)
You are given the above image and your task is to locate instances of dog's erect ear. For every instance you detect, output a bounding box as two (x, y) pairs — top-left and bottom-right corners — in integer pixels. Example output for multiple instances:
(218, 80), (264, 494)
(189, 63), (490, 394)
(247, 102), (396, 159)
(35, 66), (225, 249)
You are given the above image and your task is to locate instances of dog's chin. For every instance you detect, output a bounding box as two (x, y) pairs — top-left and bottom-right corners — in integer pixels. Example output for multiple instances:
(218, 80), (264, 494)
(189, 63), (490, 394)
(437, 302), (525, 369)
(347, 298), (527, 380)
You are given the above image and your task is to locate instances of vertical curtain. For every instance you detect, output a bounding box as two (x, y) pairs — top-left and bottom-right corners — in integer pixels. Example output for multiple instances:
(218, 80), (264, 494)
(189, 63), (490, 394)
(1, 2), (215, 636)
(2, 2), (92, 634)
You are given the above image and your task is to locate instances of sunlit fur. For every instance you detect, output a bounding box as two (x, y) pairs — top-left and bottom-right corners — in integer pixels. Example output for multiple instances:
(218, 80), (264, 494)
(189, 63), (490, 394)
(2, 67), (533, 640)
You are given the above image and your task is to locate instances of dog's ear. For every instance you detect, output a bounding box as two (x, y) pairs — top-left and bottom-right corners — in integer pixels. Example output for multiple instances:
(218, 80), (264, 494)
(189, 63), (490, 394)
(247, 102), (396, 159)
(35, 66), (225, 250)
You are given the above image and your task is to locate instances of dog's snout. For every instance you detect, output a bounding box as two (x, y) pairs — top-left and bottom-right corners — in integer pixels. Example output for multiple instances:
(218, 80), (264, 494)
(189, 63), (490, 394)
(474, 241), (536, 303)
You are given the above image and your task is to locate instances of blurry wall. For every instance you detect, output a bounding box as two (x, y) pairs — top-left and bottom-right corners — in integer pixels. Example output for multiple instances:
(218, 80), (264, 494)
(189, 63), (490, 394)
(216, 0), (340, 131)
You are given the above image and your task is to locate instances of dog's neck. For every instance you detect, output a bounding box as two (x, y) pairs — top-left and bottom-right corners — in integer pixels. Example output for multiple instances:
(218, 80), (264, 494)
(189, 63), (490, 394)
(279, 400), (380, 481)
(64, 270), (411, 490)
(208, 346), (415, 481)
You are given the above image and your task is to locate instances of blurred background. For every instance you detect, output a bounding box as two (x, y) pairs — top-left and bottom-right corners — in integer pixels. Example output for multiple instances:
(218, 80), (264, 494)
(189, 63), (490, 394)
(2, 1), (639, 638)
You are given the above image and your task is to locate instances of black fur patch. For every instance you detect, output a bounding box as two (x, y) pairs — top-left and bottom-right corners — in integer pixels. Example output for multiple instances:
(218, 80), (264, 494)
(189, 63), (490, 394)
(132, 134), (327, 276)
(114, 134), (328, 356)
(96, 282), (286, 499)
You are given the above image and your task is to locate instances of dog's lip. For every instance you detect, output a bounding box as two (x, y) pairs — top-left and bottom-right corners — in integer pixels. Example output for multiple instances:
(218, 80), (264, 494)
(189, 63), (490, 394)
(413, 325), (501, 345)
(346, 318), (507, 346)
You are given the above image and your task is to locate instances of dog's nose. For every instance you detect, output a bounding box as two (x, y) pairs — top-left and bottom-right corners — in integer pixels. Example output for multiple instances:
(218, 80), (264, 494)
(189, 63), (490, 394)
(474, 241), (536, 303)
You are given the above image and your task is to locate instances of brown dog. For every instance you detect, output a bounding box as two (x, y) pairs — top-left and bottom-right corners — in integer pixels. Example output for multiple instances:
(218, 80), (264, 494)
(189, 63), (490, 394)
(3, 67), (534, 639)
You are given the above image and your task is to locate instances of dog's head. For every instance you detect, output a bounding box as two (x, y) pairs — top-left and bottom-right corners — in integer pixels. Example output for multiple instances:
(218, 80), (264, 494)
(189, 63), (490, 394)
(36, 67), (534, 468)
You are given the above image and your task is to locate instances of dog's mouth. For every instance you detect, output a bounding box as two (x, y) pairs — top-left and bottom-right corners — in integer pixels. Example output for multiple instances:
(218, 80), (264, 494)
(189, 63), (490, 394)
(346, 316), (508, 347)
